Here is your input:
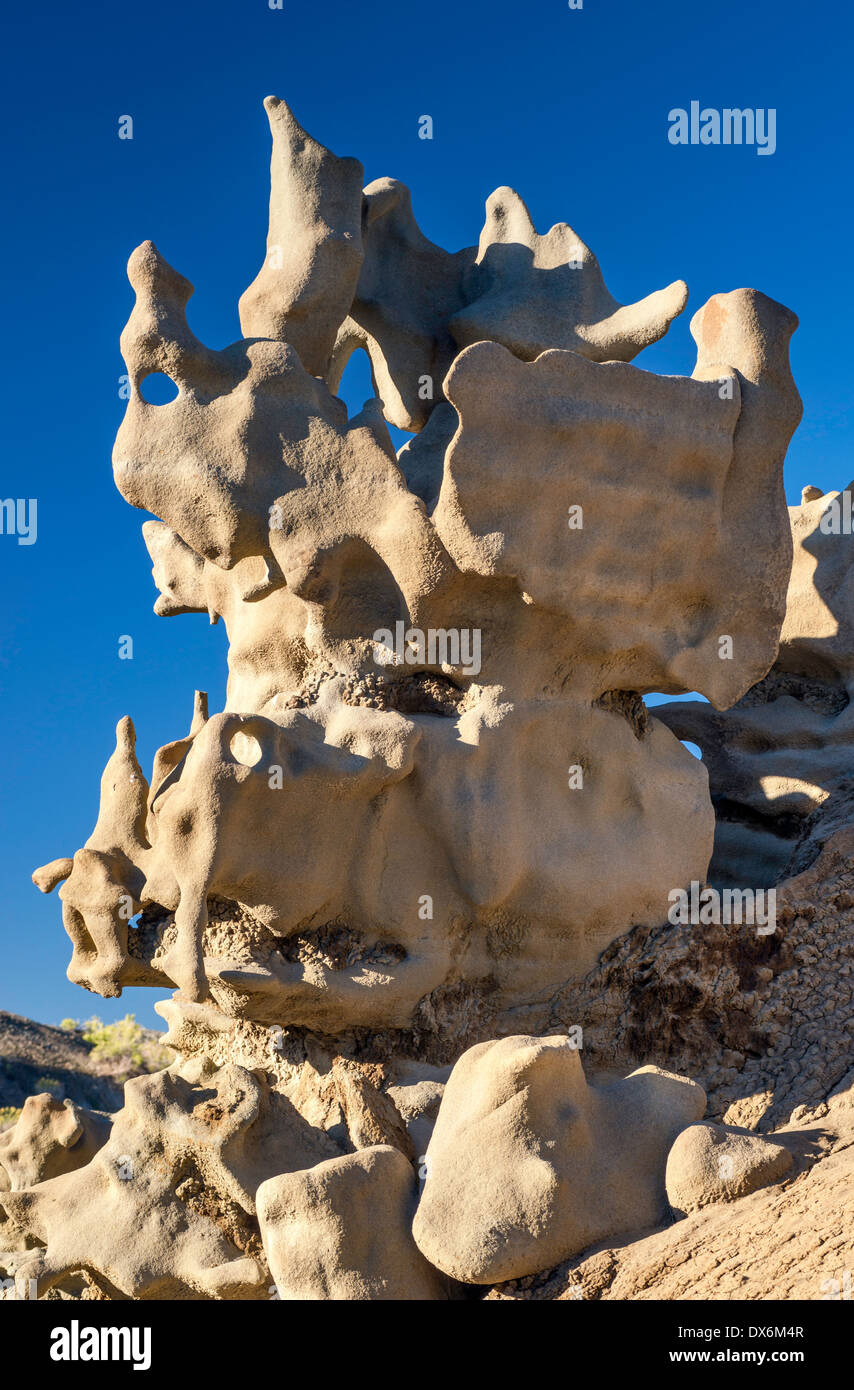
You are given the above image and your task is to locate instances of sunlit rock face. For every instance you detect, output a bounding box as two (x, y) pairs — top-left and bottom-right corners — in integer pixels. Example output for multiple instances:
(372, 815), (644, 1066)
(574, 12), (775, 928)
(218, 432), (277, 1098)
(10, 94), (810, 1306)
(658, 483), (854, 889)
(35, 96), (801, 1048)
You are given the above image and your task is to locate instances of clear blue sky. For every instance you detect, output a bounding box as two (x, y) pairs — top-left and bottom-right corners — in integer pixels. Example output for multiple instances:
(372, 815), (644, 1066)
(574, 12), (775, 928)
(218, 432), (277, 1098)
(1, 0), (852, 1029)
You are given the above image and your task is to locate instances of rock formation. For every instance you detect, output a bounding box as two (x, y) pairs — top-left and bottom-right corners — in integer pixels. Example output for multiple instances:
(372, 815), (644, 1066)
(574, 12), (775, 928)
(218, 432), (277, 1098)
(0, 1093), (111, 1192)
(658, 482), (854, 888)
(487, 1083), (854, 1302)
(411, 1036), (705, 1283)
(664, 1121), (793, 1216)
(257, 1145), (449, 1301)
(33, 95), (801, 1041)
(550, 824), (854, 1135)
(2, 95), (830, 1302)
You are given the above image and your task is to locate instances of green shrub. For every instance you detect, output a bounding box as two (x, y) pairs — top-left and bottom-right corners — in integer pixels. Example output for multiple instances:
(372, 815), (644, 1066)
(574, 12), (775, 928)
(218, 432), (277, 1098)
(82, 1014), (145, 1066)
(35, 1076), (62, 1096)
(0, 1106), (22, 1130)
(81, 1015), (172, 1073)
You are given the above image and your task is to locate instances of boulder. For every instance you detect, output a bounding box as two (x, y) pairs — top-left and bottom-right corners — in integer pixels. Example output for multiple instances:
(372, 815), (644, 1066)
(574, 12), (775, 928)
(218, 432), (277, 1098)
(258, 1145), (448, 1300)
(412, 1035), (705, 1283)
(666, 1121), (793, 1215)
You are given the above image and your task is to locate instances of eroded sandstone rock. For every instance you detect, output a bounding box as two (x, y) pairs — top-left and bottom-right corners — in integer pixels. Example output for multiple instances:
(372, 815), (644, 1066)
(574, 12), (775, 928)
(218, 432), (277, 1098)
(665, 1121), (793, 1215)
(658, 481), (854, 889)
(550, 820), (854, 1133)
(0, 1063), (337, 1299)
(488, 1088), (854, 1302)
(34, 94), (801, 1042)
(0, 1094), (110, 1192)
(411, 1035), (705, 1283)
(258, 1145), (448, 1300)
(16, 94), (809, 1302)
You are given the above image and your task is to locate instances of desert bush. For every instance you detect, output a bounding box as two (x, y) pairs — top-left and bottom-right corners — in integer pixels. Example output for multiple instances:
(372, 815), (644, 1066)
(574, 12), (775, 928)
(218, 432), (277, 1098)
(35, 1076), (62, 1097)
(81, 1014), (173, 1072)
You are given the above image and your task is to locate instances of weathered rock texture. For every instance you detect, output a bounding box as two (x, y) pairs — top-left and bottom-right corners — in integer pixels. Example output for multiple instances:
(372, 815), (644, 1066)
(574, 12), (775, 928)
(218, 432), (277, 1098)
(0, 1093), (111, 1192)
(551, 823), (854, 1133)
(412, 1036), (705, 1283)
(665, 1121), (793, 1215)
(658, 482), (854, 889)
(33, 97), (801, 1042)
(487, 1083), (854, 1301)
(257, 1145), (449, 1300)
(3, 95), (825, 1302)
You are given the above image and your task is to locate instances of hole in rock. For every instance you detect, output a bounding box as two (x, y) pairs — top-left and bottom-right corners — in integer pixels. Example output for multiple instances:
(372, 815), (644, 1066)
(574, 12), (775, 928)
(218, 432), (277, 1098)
(643, 691), (709, 709)
(139, 372), (180, 405)
(228, 730), (264, 767)
(594, 690), (649, 739)
(681, 741), (703, 759)
(335, 347), (411, 451)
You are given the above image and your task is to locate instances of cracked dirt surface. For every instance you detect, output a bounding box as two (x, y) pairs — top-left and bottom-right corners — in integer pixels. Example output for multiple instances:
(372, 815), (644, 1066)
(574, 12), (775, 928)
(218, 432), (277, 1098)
(551, 824), (854, 1133)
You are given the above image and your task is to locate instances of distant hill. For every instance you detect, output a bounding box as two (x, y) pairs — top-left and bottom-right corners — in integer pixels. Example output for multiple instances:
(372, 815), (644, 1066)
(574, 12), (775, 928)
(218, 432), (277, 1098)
(0, 1011), (173, 1119)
